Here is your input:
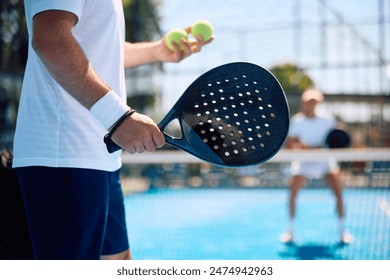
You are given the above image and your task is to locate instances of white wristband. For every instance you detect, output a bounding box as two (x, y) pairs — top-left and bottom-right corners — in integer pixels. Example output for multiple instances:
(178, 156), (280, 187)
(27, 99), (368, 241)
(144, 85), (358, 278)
(90, 91), (130, 130)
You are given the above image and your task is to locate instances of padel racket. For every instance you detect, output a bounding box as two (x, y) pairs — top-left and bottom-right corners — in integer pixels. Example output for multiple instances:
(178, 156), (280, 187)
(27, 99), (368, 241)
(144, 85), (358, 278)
(105, 62), (290, 167)
(325, 129), (351, 148)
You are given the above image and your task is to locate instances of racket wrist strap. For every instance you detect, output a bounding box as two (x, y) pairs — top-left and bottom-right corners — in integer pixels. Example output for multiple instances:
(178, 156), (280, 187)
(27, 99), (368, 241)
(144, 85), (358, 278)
(104, 109), (136, 153)
(90, 90), (130, 130)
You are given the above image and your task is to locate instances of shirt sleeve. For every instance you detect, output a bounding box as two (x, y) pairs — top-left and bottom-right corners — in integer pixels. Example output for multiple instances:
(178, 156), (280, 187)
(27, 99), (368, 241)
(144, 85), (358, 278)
(30, 0), (85, 21)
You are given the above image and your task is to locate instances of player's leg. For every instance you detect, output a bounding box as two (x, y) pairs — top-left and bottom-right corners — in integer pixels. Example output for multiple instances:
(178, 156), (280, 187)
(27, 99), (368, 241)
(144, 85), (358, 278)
(280, 174), (306, 243)
(325, 171), (352, 244)
(100, 169), (131, 260)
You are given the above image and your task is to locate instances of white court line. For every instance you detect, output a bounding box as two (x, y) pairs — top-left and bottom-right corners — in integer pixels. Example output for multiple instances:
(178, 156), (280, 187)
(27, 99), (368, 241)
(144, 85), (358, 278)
(379, 198), (390, 218)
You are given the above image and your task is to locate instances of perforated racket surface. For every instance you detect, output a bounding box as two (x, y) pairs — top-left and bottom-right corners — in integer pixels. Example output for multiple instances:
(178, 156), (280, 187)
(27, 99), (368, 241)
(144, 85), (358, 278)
(105, 62), (289, 167)
(158, 62), (289, 167)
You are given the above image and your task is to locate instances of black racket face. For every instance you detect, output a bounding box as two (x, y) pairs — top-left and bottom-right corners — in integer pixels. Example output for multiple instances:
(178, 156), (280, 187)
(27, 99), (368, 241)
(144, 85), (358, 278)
(326, 129), (351, 148)
(161, 62), (289, 167)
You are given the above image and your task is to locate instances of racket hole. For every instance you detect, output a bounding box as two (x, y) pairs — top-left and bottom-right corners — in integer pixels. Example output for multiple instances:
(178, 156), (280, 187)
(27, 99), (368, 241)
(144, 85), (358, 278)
(244, 111), (248, 115)
(200, 129), (206, 134)
(242, 75), (247, 78)
(255, 89), (260, 93)
(246, 92), (251, 96)
(248, 137), (253, 141)
(209, 128), (215, 132)
(242, 148), (248, 152)
(251, 145), (256, 150)
(218, 125), (223, 130)
(225, 115), (229, 119)
(223, 107), (227, 110)
(222, 143), (228, 147)
(196, 113), (201, 117)
(231, 105), (236, 108)
(268, 104), (272, 108)
(225, 79), (230, 82)
(214, 109), (219, 113)
(210, 92), (214, 96)
(231, 140), (237, 145)
(240, 102), (245, 106)
(266, 131), (271, 136)
(233, 149), (239, 154)
(203, 138), (208, 143)
(262, 115), (266, 118)
(216, 117), (221, 121)
(217, 81), (221, 84)
(248, 128), (252, 132)
(205, 111), (210, 115)
(211, 136), (217, 141)
(256, 126), (261, 130)
(238, 130), (243, 134)
(234, 113), (238, 117)
(229, 131), (234, 136)
(245, 83), (249, 87)
(238, 93), (243, 97)
(270, 112), (275, 117)
(253, 81), (258, 85)
(207, 83), (212, 87)
(194, 104), (199, 108)
(236, 85), (240, 89)
(198, 121), (204, 125)
(265, 123), (269, 127)
(219, 89), (224, 93)
(258, 97), (263, 101)
(207, 119), (212, 123)
(220, 134), (226, 139)
(212, 100), (216, 104)
(260, 143), (265, 147)
(236, 121), (240, 125)
(259, 106), (263, 110)
(227, 123), (232, 127)
(257, 133), (262, 138)
(203, 102), (208, 106)
(220, 97), (225, 101)
(264, 87), (269, 91)
(214, 145), (219, 150)
(240, 139), (245, 143)
(225, 152), (230, 157)
(244, 119), (249, 123)
(248, 100), (253, 104)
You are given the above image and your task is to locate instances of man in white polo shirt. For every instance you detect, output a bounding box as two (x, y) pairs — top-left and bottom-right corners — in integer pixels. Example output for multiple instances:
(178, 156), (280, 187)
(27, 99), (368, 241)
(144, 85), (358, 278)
(280, 89), (352, 245)
(13, 0), (212, 259)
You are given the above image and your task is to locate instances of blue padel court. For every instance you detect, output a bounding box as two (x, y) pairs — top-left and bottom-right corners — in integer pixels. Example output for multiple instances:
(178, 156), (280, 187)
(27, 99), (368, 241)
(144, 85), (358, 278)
(124, 188), (390, 260)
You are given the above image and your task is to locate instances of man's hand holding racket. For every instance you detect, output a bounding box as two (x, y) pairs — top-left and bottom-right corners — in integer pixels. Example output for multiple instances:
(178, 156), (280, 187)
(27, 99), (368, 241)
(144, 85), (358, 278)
(109, 112), (165, 154)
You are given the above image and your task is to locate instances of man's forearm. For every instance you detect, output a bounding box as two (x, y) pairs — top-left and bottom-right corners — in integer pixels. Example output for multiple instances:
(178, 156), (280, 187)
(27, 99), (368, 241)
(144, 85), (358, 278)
(32, 10), (110, 109)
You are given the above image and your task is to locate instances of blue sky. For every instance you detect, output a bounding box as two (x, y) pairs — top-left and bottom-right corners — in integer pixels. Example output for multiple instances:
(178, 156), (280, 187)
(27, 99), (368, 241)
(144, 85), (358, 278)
(158, 0), (390, 111)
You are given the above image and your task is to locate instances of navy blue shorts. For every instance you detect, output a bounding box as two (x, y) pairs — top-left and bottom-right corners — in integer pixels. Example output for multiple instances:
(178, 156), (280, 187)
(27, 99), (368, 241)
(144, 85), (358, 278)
(15, 167), (129, 260)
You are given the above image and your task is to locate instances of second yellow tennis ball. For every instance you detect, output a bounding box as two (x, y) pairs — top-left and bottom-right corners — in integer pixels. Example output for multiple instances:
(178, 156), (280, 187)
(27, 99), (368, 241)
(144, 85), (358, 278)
(165, 28), (188, 51)
(191, 20), (213, 41)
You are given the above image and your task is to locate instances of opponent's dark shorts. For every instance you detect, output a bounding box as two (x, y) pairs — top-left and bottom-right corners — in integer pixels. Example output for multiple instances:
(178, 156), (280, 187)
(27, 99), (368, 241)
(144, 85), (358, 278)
(15, 167), (129, 260)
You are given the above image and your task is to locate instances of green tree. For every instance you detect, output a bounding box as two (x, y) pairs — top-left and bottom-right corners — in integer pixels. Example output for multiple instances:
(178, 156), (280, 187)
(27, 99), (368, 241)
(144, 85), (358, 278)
(269, 63), (315, 115)
(0, 0), (27, 74)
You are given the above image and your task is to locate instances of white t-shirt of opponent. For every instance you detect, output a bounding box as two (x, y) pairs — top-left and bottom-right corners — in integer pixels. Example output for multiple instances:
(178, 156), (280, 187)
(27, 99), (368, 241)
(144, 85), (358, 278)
(288, 112), (338, 178)
(13, 0), (126, 171)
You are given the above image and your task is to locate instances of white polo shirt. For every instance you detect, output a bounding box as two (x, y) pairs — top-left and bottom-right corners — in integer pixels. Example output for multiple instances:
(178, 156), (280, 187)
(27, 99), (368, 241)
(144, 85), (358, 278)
(13, 0), (126, 171)
(288, 112), (338, 178)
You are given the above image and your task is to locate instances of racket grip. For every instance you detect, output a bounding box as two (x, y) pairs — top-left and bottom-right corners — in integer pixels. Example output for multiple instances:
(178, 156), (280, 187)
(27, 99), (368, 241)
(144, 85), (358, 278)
(104, 135), (122, 153)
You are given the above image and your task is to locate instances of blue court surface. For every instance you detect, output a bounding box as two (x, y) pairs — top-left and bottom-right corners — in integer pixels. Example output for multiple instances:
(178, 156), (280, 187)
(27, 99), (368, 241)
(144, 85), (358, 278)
(124, 187), (390, 260)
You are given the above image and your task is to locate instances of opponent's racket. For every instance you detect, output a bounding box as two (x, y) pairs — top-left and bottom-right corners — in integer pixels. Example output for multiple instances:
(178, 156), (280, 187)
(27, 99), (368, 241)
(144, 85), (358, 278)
(325, 129), (351, 148)
(105, 62), (290, 167)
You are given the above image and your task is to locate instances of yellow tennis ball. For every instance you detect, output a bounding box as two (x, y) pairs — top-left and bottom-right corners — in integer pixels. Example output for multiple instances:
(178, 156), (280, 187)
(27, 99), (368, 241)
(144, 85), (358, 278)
(191, 20), (213, 41)
(165, 28), (188, 51)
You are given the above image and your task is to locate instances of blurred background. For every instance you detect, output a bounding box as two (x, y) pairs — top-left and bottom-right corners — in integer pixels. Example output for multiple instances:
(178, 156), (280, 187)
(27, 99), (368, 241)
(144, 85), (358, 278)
(1, 0), (389, 148)
(1, 0), (389, 260)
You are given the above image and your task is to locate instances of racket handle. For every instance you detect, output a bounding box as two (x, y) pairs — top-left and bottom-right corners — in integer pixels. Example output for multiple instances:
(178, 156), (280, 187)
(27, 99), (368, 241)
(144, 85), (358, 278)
(104, 134), (122, 153)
